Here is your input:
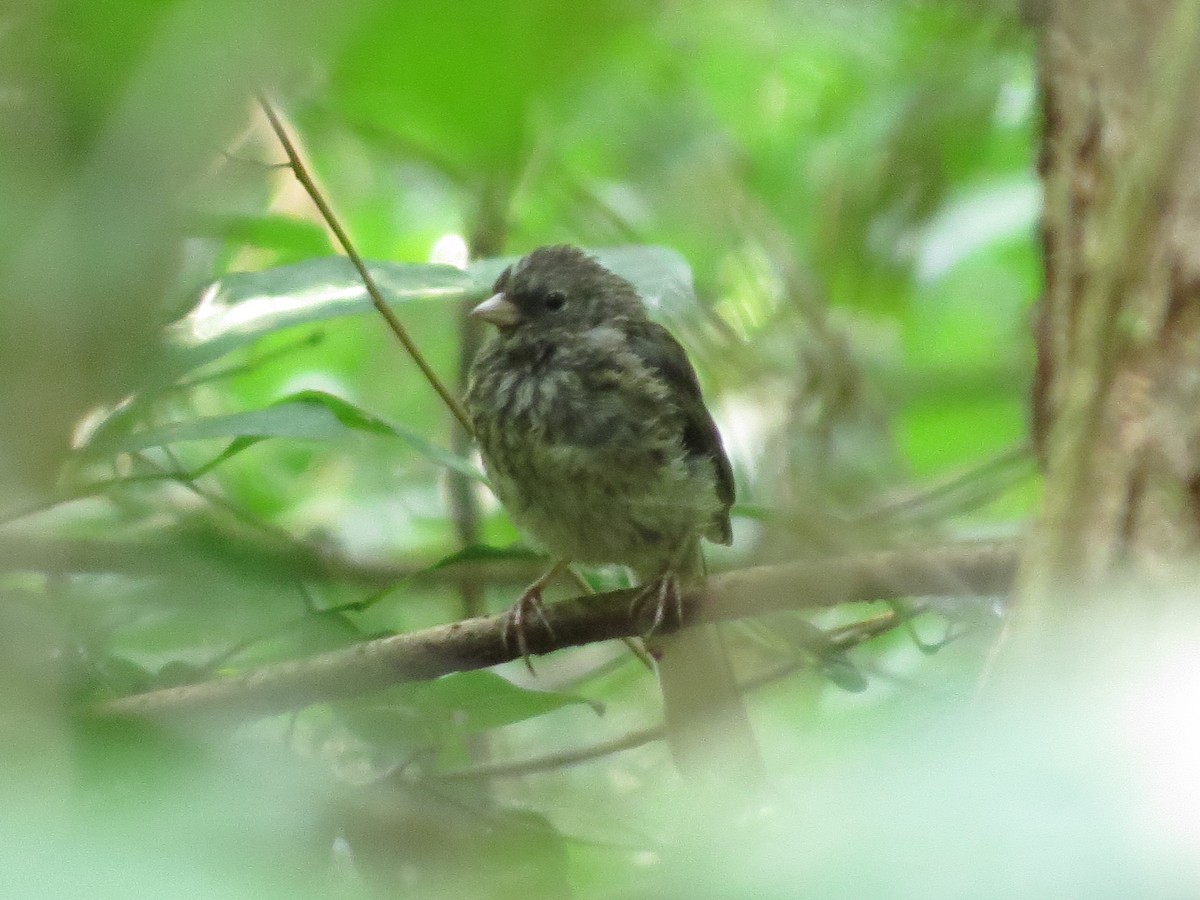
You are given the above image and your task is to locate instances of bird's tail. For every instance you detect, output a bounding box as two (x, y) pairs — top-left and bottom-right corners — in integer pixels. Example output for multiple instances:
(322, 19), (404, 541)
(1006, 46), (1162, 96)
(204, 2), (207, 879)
(644, 547), (765, 792)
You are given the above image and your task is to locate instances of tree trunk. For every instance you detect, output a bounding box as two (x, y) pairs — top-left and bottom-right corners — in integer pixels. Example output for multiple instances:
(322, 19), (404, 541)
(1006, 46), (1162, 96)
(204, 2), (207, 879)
(1012, 0), (1200, 650)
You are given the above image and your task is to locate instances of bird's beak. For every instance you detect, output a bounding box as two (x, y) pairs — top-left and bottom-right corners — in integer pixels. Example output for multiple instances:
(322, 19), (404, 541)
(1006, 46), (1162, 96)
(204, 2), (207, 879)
(470, 292), (522, 328)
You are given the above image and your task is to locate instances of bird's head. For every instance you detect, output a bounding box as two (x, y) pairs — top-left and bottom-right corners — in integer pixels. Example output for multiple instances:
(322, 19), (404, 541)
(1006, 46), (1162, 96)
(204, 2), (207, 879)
(470, 245), (645, 335)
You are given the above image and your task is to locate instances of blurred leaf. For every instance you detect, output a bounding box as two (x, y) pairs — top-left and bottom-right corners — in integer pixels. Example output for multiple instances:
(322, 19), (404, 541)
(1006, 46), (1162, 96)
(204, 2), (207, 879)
(189, 213), (335, 261)
(199, 609), (366, 673)
(93, 655), (156, 698)
(339, 696), (430, 755)
(342, 671), (600, 755)
(189, 436), (263, 478)
(478, 809), (572, 900)
(163, 256), (473, 375)
(118, 404), (352, 451)
(331, 0), (641, 172)
(411, 671), (604, 732)
(818, 657), (869, 693)
(154, 660), (211, 688)
(765, 615), (870, 691)
(906, 178), (1040, 281)
(114, 390), (486, 482)
(428, 544), (544, 571)
(770, 615), (844, 656)
(163, 245), (693, 384)
(289, 609), (365, 654)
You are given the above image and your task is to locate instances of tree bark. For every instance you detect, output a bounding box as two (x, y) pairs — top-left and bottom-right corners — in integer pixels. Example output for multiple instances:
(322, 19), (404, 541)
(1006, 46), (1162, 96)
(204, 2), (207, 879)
(1014, 0), (1200, 651)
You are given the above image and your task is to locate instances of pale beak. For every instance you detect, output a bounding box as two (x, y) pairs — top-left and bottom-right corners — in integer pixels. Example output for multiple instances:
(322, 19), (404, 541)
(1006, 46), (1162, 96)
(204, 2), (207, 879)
(470, 292), (522, 328)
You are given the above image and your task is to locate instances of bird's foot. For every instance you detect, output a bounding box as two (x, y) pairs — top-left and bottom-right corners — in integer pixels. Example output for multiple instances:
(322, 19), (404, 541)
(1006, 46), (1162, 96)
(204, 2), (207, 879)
(502, 584), (557, 674)
(631, 572), (683, 638)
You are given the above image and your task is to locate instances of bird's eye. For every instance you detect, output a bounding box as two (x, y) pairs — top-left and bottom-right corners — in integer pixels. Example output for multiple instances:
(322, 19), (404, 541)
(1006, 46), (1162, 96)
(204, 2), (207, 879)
(544, 290), (566, 311)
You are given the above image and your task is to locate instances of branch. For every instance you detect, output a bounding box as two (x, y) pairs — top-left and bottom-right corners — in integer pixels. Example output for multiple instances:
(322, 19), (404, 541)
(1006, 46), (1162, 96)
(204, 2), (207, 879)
(93, 540), (1017, 722)
(256, 94), (474, 434)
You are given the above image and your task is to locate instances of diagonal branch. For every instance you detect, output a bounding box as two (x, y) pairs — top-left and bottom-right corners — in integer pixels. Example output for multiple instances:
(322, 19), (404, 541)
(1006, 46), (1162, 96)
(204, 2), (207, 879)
(256, 94), (474, 434)
(94, 540), (1017, 722)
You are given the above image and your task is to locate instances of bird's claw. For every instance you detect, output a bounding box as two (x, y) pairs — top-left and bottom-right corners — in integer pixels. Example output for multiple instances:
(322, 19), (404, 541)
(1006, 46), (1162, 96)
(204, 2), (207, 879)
(631, 574), (683, 638)
(502, 587), (556, 674)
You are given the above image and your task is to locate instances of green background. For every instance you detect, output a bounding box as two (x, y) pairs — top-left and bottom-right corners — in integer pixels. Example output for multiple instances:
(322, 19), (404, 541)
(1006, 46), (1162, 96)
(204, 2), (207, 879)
(6, 1), (1150, 897)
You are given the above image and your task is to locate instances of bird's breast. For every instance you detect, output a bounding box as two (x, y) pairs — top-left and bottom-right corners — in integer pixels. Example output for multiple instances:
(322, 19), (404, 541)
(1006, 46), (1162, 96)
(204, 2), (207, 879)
(465, 341), (722, 569)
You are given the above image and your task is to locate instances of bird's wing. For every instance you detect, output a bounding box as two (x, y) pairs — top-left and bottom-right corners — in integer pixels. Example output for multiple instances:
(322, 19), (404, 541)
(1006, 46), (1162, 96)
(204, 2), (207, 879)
(627, 321), (735, 543)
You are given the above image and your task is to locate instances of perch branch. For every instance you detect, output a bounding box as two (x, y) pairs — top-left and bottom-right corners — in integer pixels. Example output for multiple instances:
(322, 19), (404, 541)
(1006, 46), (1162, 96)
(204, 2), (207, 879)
(94, 540), (1017, 722)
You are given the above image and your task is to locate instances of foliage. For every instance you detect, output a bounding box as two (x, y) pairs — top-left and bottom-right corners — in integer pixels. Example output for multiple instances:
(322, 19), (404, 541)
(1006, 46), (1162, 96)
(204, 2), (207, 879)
(0, 0), (1106, 897)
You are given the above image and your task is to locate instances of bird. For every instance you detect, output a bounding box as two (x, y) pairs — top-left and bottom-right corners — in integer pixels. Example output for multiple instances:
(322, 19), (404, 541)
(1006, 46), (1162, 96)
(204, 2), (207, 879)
(464, 244), (762, 784)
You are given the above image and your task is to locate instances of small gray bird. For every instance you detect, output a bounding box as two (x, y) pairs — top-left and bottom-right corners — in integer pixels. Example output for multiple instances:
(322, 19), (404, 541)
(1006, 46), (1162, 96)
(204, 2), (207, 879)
(465, 245), (761, 782)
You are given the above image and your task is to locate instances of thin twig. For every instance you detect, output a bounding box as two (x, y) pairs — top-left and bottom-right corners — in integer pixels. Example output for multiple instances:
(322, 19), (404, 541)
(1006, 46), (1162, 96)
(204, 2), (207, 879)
(440, 721), (666, 780)
(256, 94), (473, 434)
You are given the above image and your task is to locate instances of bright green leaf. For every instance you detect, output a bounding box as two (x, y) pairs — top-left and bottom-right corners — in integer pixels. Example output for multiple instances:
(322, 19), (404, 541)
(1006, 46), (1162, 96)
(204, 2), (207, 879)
(163, 246), (693, 384)
(163, 256), (473, 375)
(189, 213), (335, 260)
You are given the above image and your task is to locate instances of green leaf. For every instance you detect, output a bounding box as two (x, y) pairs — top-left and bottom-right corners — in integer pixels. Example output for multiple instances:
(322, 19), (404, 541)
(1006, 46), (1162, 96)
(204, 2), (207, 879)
(819, 657), (870, 693)
(95, 655), (155, 698)
(189, 213), (335, 260)
(766, 616), (870, 692)
(331, 0), (641, 172)
(113, 390), (486, 482)
(117, 404), (348, 452)
(162, 246), (694, 384)
(285, 390), (486, 483)
(189, 436), (262, 478)
(338, 697), (431, 755)
(163, 256), (473, 376)
(411, 671), (603, 732)
(427, 544), (545, 571)
(338, 672), (599, 755)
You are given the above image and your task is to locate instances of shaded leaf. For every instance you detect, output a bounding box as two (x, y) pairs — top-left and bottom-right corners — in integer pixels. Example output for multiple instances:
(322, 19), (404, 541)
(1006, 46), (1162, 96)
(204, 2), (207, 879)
(411, 671), (603, 732)
(94, 655), (155, 698)
(117, 403), (349, 451)
(189, 436), (262, 478)
(340, 672), (600, 753)
(339, 672), (598, 755)
(113, 390), (486, 482)
(427, 544), (544, 571)
(818, 657), (870, 693)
